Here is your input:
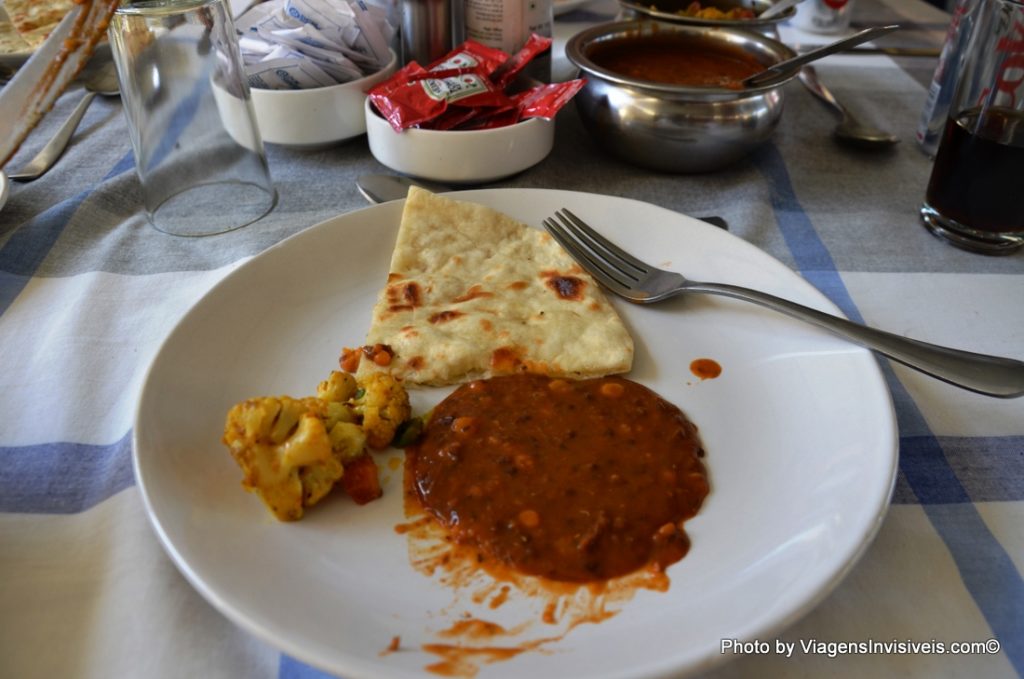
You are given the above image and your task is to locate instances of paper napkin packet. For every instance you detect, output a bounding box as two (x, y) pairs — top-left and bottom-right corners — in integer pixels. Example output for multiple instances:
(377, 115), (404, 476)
(237, 0), (395, 89)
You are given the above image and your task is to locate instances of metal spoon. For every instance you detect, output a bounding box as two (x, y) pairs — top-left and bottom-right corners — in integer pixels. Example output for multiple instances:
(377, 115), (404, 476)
(759, 0), (805, 20)
(0, 170), (9, 211)
(743, 25), (900, 88)
(7, 62), (120, 182)
(798, 65), (900, 148)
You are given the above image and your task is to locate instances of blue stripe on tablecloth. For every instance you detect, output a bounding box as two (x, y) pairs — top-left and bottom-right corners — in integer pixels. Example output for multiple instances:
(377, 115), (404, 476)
(0, 428), (1018, 509)
(0, 72), (205, 316)
(0, 432), (134, 513)
(0, 152), (134, 316)
(756, 144), (1024, 676)
(279, 655), (337, 679)
(892, 435), (1024, 504)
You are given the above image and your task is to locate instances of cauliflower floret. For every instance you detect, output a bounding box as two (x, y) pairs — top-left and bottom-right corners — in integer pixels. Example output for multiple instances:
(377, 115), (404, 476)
(328, 421), (367, 462)
(316, 372), (370, 460)
(318, 370), (358, 403)
(223, 371), (413, 520)
(223, 396), (349, 521)
(352, 372), (411, 449)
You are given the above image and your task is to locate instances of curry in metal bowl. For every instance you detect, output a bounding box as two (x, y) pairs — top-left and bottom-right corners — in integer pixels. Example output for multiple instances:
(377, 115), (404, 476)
(565, 21), (798, 172)
(586, 30), (765, 90)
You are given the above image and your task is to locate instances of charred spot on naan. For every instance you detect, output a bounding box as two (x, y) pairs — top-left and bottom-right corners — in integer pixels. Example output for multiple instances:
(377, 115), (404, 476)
(540, 270), (588, 301)
(386, 280), (423, 312)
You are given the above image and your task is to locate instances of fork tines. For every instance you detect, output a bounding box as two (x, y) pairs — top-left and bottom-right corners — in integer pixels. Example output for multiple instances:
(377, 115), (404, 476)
(542, 208), (647, 296)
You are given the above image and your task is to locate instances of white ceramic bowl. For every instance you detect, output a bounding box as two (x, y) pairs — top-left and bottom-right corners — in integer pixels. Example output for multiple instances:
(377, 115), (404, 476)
(364, 98), (555, 183)
(248, 50), (398, 148)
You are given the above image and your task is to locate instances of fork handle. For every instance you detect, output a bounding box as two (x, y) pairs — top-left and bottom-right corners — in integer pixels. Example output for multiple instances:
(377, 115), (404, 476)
(684, 281), (1024, 398)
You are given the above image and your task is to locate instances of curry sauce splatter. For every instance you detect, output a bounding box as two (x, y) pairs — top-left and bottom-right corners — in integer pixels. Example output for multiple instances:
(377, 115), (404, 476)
(394, 374), (709, 676)
(690, 358), (722, 380)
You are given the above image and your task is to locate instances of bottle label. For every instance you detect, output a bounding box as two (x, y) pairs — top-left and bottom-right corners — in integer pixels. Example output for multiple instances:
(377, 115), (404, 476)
(464, 0), (552, 53)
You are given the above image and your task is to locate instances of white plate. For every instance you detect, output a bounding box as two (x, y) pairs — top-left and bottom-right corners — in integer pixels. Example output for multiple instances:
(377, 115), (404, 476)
(134, 189), (897, 679)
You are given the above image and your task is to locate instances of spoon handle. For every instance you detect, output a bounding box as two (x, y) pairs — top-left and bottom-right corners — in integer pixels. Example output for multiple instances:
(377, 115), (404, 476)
(682, 280), (1024, 398)
(744, 25), (901, 88)
(797, 66), (844, 116)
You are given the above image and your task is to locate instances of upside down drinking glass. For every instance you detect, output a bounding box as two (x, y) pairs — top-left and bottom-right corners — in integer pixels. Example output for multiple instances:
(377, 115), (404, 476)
(920, 0), (1024, 255)
(108, 0), (277, 237)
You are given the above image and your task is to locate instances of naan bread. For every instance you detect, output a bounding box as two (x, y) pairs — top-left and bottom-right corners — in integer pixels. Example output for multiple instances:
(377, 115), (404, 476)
(0, 13), (31, 55)
(355, 187), (634, 387)
(4, 0), (75, 49)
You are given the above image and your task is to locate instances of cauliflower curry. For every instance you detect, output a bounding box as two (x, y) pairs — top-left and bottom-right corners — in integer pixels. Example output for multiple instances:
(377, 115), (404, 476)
(222, 370), (411, 521)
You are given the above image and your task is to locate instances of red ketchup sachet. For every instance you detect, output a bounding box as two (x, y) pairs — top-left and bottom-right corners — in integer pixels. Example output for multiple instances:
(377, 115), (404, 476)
(368, 36), (586, 132)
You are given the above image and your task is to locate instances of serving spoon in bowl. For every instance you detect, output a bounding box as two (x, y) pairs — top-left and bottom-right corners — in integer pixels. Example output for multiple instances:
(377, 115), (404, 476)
(743, 24), (901, 88)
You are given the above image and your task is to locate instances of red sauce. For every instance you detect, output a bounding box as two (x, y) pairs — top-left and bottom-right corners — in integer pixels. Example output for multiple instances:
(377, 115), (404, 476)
(407, 374), (709, 583)
(588, 33), (764, 89)
(690, 358), (722, 380)
(379, 635), (401, 656)
(396, 487), (674, 676)
(339, 343), (394, 372)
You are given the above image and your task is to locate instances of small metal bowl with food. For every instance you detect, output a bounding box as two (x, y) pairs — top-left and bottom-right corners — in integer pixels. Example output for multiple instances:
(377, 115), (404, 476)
(565, 20), (798, 173)
(617, 0), (796, 36)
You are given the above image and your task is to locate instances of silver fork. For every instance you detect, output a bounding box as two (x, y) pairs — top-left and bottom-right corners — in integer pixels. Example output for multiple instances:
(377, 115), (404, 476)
(543, 208), (1024, 398)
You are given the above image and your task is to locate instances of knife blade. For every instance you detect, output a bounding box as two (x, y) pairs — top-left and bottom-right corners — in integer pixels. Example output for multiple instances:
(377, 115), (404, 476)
(0, 1), (118, 168)
(356, 174), (454, 203)
(355, 174), (731, 230)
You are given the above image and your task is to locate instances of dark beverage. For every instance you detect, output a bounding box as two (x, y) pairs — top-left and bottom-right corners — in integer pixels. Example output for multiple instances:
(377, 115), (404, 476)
(924, 106), (1024, 234)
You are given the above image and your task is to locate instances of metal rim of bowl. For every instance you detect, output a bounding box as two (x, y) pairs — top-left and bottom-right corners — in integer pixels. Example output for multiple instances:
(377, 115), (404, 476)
(617, 0), (797, 28)
(565, 20), (799, 96)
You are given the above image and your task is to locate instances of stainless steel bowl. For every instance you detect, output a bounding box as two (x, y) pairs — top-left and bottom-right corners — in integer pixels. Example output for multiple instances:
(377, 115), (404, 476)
(617, 0), (794, 37)
(565, 21), (798, 173)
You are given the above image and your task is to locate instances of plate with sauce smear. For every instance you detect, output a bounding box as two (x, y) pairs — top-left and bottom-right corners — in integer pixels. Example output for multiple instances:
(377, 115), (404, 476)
(135, 189), (897, 679)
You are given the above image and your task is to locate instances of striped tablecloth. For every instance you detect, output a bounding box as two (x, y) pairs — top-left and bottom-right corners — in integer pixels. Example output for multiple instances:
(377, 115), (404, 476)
(1, 0), (1021, 677)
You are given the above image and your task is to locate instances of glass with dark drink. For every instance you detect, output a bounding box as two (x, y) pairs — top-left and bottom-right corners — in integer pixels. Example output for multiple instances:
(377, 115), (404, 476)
(920, 0), (1024, 254)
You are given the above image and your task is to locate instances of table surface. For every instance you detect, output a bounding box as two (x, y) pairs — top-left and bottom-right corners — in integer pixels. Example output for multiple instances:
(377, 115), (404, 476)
(1, 0), (1022, 678)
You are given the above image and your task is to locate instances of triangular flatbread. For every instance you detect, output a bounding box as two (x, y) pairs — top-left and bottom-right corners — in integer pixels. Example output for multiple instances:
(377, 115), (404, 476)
(4, 0), (75, 49)
(0, 14), (30, 55)
(354, 187), (634, 387)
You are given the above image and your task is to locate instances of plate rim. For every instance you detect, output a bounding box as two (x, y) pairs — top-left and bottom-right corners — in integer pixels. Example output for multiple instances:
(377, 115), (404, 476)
(133, 188), (899, 679)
